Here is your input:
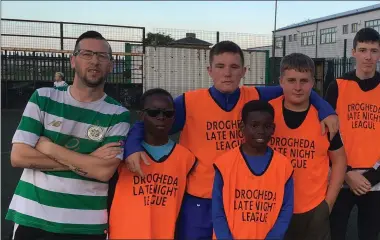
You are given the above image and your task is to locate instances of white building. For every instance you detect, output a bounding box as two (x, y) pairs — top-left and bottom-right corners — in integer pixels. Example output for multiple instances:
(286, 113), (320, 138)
(251, 3), (380, 59)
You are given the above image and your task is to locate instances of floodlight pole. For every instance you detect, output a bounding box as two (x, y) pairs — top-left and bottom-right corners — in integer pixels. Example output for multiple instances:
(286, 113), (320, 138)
(272, 0), (278, 58)
(271, 0), (278, 84)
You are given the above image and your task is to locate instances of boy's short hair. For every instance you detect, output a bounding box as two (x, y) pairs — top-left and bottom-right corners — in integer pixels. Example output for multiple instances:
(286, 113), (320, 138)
(241, 100), (275, 124)
(55, 72), (64, 79)
(139, 88), (174, 110)
(280, 53), (315, 78)
(353, 27), (380, 49)
(209, 41), (244, 66)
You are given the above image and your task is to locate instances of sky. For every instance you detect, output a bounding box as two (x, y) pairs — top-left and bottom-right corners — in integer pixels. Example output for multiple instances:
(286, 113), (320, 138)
(2, 1), (379, 33)
(1, 1), (380, 49)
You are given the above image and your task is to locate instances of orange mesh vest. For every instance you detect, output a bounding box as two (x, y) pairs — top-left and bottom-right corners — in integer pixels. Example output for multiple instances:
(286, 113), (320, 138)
(269, 96), (330, 213)
(214, 146), (293, 239)
(336, 79), (380, 168)
(108, 144), (196, 239)
(179, 86), (260, 198)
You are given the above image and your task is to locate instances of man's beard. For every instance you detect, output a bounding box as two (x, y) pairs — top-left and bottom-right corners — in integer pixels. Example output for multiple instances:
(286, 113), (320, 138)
(82, 75), (106, 88)
(76, 69), (107, 88)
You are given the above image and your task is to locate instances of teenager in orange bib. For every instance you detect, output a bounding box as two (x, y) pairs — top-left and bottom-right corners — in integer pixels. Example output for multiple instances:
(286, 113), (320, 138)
(212, 100), (294, 240)
(269, 53), (347, 240)
(123, 41), (340, 239)
(108, 88), (197, 239)
(326, 28), (380, 240)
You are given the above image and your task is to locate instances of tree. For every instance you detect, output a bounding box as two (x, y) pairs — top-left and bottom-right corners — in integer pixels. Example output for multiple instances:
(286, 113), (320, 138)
(144, 32), (175, 46)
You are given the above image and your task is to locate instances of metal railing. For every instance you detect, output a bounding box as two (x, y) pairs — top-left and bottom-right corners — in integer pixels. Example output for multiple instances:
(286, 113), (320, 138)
(1, 48), (144, 110)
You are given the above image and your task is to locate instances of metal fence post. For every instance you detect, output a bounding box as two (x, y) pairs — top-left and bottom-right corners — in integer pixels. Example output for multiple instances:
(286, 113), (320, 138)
(265, 50), (270, 85)
(142, 27), (146, 54)
(142, 27), (146, 91)
(343, 39), (347, 73)
(4, 50), (9, 108)
(32, 51), (36, 88)
(60, 22), (65, 73)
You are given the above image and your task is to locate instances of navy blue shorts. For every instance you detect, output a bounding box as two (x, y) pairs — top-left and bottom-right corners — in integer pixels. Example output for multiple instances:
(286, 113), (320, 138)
(176, 193), (213, 240)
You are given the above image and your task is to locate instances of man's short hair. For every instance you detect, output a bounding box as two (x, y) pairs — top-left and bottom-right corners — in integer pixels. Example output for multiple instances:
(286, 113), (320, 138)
(74, 31), (112, 55)
(241, 100), (275, 124)
(280, 53), (315, 78)
(209, 41), (244, 66)
(139, 88), (174, 110)
(353, 27), (380, 49)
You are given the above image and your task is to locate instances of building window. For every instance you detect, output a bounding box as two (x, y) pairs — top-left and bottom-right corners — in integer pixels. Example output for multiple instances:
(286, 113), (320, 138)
(352, 23), (358, 33)
(365, 19), (380, 33)
(320, 27), (337, 44)
(343, 24), (348, 34)
(293, 34), (297, 41)
(289, 35), (292, 42)
(301, 31), (315, 46)
(275, 37), (283, 49)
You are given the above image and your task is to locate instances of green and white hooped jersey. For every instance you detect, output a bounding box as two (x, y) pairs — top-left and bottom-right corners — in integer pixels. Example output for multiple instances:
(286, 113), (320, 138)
(6, 86), (130, 235)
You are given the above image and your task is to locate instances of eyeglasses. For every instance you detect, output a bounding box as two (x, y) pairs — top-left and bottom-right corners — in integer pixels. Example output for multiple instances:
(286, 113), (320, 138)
(73, 49), (112, 62)
(143, 109), (175, 118)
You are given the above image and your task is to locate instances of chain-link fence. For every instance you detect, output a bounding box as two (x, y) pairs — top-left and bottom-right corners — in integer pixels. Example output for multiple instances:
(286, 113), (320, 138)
(1, 18), (145, 53)
(143, 46), (269, 98)
(150, 28), (272, 50)
(1, 49), (143, 109)
(2, 17), (380, 104)
(141, 28), (272, 97)
(1, 19), (273, 104)
(1, 19), (145, 110)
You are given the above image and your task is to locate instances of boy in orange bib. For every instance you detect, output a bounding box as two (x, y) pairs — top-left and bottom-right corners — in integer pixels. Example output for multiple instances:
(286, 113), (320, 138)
(124, 41), (339, 240)
(212, 100), (294, 240)
(327, 28), (380, 240)
(270, 53), (347, 240)
(108, 88), (197, 239)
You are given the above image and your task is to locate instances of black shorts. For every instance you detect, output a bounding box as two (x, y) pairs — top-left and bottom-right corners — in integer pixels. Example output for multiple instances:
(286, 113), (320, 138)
(284, 200), (331, 240)
(11, 224), (107, 240)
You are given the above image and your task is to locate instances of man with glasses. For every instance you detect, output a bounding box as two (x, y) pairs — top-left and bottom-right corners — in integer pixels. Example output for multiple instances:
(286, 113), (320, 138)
(6, 31), (129, 240)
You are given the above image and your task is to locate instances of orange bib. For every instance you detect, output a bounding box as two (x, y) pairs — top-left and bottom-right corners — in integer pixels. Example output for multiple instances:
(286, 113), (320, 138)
(179, 86), (259, 198)
(336, 79), (380, 168)
(214, 147), (293, 239)
(269, 96), (330, 213)
(108, 144), (196, 239)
